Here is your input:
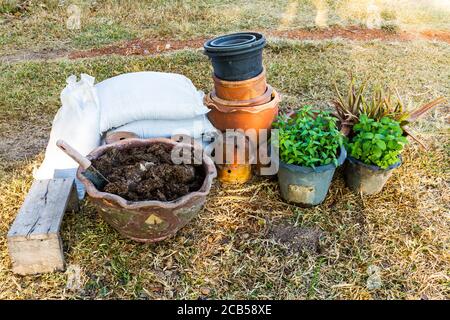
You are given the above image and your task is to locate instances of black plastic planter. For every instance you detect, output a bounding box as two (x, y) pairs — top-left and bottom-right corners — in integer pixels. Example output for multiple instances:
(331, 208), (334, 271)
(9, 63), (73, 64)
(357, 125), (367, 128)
(204, 32), (266, 81)
(210, 34), (256, 47)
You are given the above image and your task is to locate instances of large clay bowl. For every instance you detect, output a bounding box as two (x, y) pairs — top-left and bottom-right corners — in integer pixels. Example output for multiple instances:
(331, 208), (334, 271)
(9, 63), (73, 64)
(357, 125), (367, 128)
(213, 69), (267, 101)
(204, 89), (280, 134)
(77, 137), (217, 243)
(104, 131), (138, 144)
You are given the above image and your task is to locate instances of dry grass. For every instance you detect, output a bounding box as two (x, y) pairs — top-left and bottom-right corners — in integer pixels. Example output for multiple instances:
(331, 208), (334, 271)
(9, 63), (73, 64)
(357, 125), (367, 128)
(0, 36), (449, 299)
(0, 137), (448, 299)
(1, 0), (450, 56)
(1, 0), (449, 299)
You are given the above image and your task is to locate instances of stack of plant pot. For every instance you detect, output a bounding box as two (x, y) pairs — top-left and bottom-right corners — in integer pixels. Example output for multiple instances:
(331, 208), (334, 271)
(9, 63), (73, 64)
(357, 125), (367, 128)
(203, 32), (280, 183)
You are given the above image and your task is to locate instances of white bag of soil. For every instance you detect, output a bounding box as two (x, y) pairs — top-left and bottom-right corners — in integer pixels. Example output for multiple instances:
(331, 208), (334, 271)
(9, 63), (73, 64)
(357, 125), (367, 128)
(96, 71), (209, 133)
(34, 71), (210, 199)
(33, 74), (101, 197)
(109, 115), (217, 140)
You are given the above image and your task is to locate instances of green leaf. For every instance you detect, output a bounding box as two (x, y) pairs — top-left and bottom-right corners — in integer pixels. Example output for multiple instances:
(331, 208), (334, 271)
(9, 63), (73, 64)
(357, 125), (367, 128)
(372, 147), (382, 158)
(375, 140), (386, 150)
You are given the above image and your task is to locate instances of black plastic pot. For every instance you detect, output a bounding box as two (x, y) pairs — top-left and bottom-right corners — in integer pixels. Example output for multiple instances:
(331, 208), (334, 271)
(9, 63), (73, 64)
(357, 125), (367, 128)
(210, 34), (256, 47)
(204, 32), (266, 81)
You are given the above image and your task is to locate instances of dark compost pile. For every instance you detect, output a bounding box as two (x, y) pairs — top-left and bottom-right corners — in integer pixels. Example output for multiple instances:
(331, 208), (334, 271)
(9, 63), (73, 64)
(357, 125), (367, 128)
(91, 143), (205, 202)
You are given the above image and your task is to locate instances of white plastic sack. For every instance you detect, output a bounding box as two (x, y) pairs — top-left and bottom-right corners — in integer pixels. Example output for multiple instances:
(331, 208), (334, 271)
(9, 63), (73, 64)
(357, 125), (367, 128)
(110, 115), (217, 140)
(33, 74), (101, 197)
(96, 71), (209, 133)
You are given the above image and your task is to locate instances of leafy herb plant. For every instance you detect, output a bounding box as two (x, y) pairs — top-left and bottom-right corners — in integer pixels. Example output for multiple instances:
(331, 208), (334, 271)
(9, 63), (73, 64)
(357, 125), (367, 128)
(347, 115), (408, 169)
(273, 105), (343, 167)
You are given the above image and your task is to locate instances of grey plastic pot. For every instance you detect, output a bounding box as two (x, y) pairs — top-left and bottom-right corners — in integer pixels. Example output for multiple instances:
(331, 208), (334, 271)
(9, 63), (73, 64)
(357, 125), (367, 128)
(343, 155), (402, 195)
(278, 146), (347, 206)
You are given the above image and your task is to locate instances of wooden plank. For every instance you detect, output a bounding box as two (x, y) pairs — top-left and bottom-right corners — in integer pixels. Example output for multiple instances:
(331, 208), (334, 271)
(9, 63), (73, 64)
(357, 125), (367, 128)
(7, 178), (79, 275)
(7, 238), (65, 275)
(66, 181), (80, 212)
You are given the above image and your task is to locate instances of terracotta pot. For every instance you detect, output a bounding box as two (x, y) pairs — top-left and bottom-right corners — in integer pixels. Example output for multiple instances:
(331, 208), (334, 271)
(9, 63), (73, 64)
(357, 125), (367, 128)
(204, 89), (280, 134)
(213, 68), (267, 101)
(210, 85), (273, 108)
(77, 138), (217, 243)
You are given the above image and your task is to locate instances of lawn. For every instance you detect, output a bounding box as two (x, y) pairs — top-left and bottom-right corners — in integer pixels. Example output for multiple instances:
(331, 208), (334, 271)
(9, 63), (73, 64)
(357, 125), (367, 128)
(0, 0), (449, 300)
(2, 0), (450, 56)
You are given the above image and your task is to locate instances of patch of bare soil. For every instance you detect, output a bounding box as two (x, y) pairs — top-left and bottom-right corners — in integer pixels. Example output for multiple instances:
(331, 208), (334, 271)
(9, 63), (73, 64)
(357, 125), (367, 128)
(269, 26), (416, 41)
(92, 142), (205, 202)
(0, 119), (51, 162)
(271, 26), (450, 44)
(0, 48), (69, 63)
(2, 27), (449, 63)
(69, 38), (206, 59)
(270, 223), (322, 254)
(420, 30), (450, 43)
(68, 27), (450, 60)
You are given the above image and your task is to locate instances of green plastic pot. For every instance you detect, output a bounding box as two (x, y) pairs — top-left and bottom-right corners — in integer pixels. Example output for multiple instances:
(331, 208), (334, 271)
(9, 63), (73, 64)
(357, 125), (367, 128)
(343, 155), (402, 195)
(277, 146), (347, 206)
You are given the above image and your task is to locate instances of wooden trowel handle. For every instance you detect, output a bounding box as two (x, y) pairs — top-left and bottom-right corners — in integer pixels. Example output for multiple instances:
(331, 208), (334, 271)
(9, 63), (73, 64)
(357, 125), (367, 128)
(56, 139), (92, 170)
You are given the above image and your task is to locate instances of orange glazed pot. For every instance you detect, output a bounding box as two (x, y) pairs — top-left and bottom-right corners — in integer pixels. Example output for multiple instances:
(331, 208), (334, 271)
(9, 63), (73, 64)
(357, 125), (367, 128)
(204, 89), (280, 134)
(213, 68), (267, 101)
(216, 132), (254, 184)
(218, 164), (252, 183)
(210, 85), (273, 108)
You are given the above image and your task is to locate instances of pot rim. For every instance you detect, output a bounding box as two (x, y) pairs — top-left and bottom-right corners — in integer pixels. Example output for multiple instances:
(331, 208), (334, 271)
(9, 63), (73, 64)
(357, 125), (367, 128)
(346, 155), (402, 171)
(279, 145), (347, 173)
(105, 131), (139, 144)
(209, 34), (256, 47)
(204, 88), (280, 113)
(211, 85), (272, 107)
(204, 32), (266, 55)
(77, 137), (217, 209)
(212, 68), (266, 87)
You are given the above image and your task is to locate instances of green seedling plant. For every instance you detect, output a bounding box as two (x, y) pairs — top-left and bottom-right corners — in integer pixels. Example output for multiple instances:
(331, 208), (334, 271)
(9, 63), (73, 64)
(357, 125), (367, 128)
(273, 105), (343, 168)
(333, 75), (446, 147)
(347, 115), (408, 169)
